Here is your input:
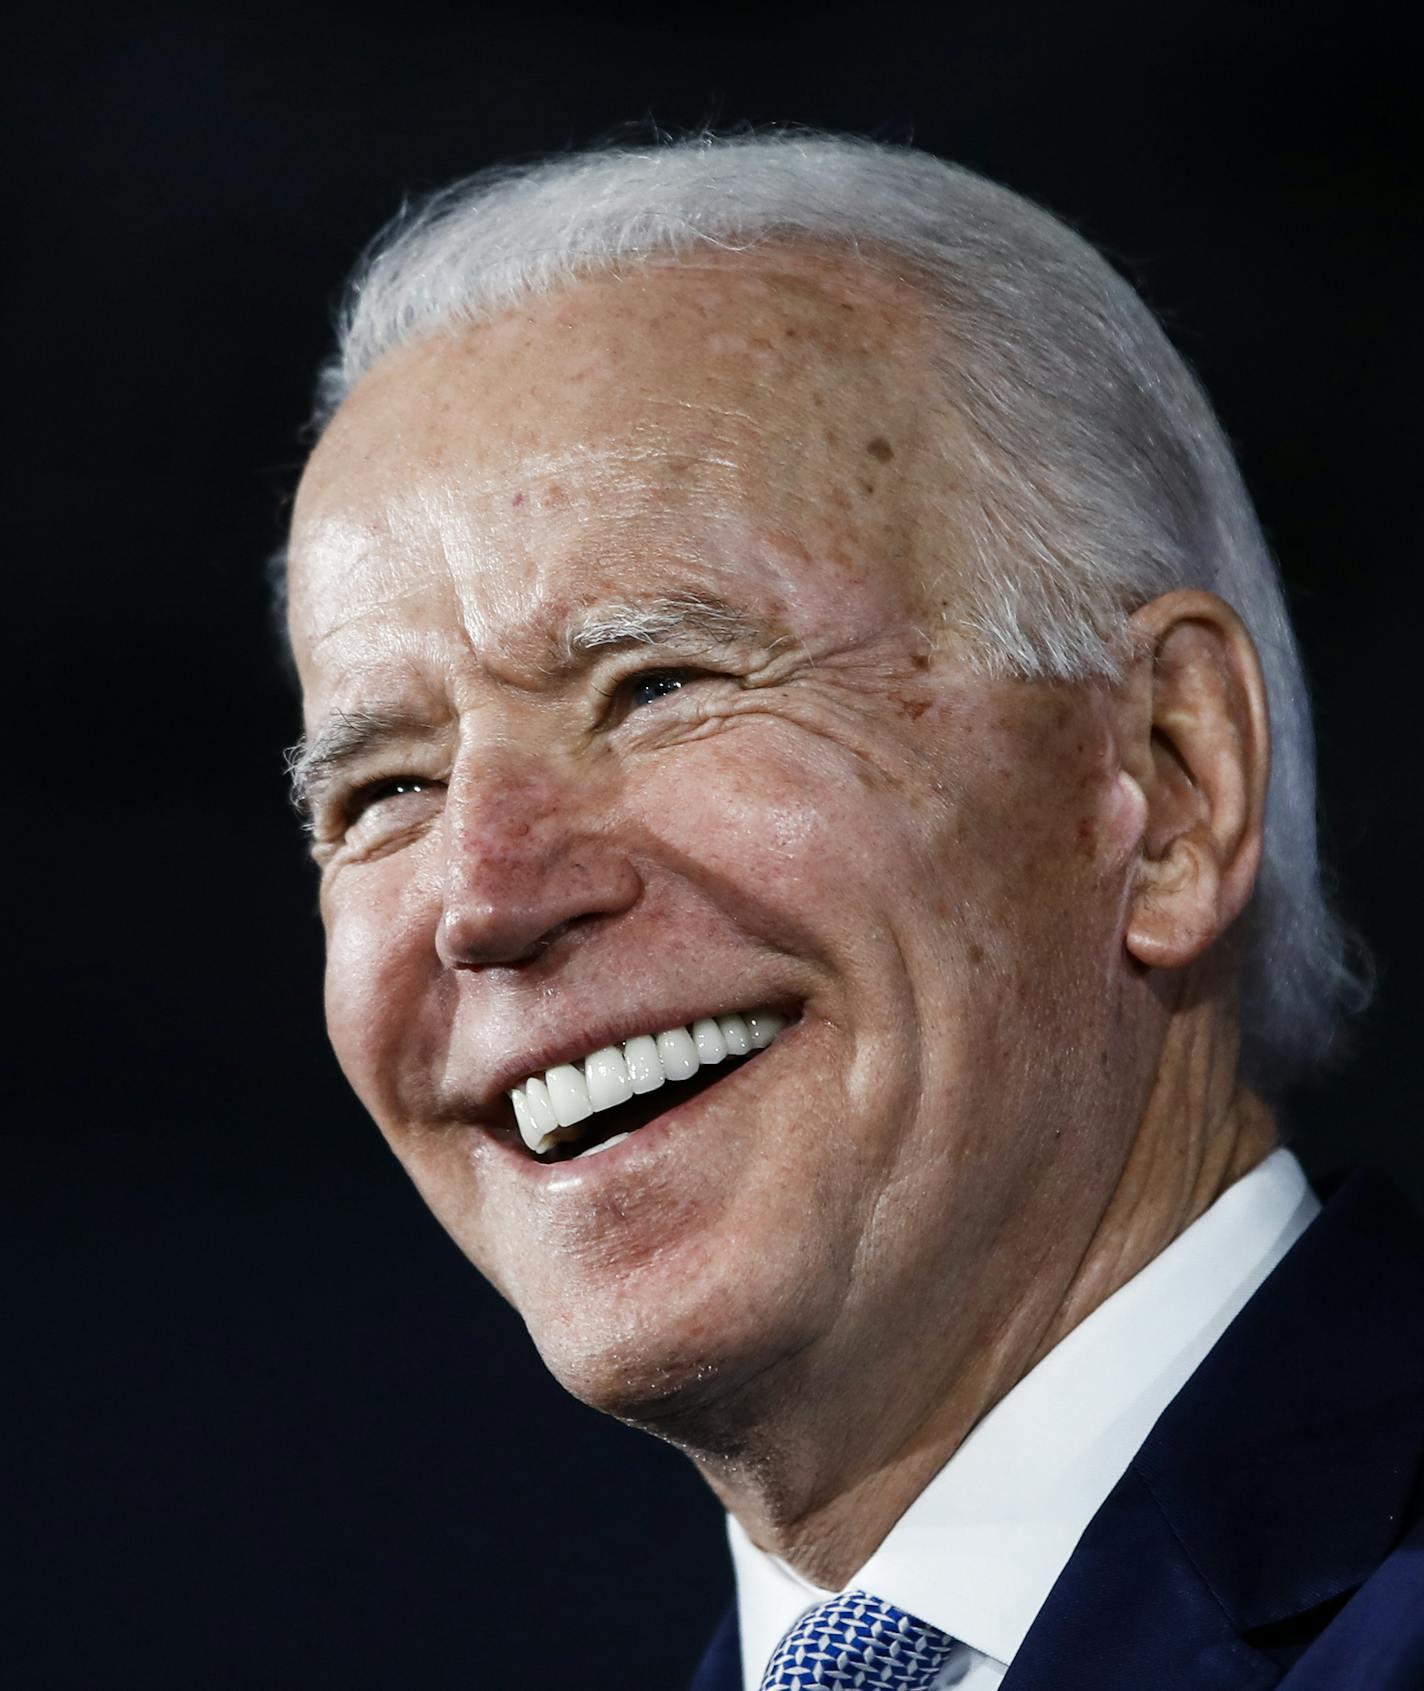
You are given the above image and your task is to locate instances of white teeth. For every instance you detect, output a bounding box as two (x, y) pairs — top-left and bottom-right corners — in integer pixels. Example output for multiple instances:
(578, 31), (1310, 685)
(507, 1007), (790, 1155)
(511, 1087), (535, 1142)
(745, 1011), (785, 1050)
(577, 1130), (631, 1159)
(585, 1046), (634, 1112)
(546, 1064), (593, 1128)
(623, 1034), (664, 1094)
(717, 1013), (753, 1056)
(692, 1016), (728, 1064)
(656, 1026), (699, 1081)
(520, 1076), (560, 1153)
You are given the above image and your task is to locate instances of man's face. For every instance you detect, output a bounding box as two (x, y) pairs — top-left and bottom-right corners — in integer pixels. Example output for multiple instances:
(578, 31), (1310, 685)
(288, 251), (1151, 1434)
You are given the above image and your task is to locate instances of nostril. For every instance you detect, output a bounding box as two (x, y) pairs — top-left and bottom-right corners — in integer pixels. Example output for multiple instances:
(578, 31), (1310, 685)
(438, 852), (642, 970)
(528, 916), (575, 952)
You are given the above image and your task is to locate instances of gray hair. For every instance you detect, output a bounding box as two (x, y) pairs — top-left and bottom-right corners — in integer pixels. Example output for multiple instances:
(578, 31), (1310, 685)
(304, 130), (1364, 1088)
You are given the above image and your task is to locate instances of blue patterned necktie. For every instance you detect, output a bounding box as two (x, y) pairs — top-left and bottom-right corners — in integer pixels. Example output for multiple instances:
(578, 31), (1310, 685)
(759, 1589), (957, 1689)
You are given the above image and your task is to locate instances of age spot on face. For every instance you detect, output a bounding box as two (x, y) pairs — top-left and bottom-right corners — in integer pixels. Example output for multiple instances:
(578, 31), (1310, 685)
(892, 693), (932, 721)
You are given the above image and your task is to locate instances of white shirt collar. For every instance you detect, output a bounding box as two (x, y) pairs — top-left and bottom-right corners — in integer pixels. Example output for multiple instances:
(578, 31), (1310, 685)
(729, 1148), (1320, 1687)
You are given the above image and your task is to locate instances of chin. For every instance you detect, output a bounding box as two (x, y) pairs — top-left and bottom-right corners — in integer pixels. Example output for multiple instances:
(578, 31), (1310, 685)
(520, 1281), (806, 1446)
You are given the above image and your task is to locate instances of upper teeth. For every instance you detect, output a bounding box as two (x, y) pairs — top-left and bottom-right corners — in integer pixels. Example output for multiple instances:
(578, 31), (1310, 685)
(508, 1010), (786, 1155)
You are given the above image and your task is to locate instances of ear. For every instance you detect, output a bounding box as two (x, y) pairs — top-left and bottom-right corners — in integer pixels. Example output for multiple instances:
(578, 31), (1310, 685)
(1116, 591), (1270, 971)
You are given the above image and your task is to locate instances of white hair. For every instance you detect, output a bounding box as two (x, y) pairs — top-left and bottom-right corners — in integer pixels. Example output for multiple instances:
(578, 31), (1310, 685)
(308, 130), (1365, 1088)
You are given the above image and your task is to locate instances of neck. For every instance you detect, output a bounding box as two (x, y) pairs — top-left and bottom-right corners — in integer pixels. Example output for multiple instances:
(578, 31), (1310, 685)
(681, 1001), (1277, 1587)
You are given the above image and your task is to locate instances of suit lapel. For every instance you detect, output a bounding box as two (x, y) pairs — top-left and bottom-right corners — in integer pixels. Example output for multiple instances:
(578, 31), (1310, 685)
(1004, 1464), (1278, 1690)
(689, 1603), (742, 1691)
(1006, 1172), (1424, 1690)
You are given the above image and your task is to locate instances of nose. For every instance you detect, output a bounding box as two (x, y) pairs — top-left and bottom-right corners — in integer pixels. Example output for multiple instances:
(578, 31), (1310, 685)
(434, 754), (641, 969)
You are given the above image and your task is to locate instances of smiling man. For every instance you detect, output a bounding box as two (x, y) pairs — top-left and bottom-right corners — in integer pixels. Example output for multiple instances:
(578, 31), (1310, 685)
(282, 136), (1424, 1689)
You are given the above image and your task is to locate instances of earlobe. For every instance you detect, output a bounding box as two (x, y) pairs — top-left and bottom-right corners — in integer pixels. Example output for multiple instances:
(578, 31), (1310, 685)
(1119, 592), (1270, 973)
(1125, 844), (1224, 968)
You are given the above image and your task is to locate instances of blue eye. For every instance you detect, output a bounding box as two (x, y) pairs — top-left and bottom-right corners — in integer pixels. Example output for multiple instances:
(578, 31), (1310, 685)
(626, 671), (690, 709)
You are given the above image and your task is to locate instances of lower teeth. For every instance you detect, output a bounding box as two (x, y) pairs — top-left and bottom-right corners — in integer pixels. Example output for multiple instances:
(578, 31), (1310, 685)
(575, 1131), (630, 1159)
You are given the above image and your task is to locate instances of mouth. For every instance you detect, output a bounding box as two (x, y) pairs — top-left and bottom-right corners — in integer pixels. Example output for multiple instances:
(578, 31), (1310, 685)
(507, 1009), (790, 1164)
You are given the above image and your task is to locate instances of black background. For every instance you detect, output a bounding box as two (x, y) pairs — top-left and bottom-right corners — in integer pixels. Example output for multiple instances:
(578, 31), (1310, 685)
(8, 5), (1420, 1687)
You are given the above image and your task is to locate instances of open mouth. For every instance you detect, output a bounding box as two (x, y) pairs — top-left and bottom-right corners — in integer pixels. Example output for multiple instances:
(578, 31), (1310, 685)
(507, 1009), (790, 1164)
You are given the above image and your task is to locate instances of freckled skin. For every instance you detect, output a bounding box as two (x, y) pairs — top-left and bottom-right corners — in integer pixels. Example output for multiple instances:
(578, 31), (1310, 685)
(288, 247), (1274, 1583)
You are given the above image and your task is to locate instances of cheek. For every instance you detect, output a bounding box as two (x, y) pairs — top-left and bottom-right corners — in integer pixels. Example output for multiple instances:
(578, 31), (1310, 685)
(640, 732), (934, 939)
(322, 864), (439, 1106)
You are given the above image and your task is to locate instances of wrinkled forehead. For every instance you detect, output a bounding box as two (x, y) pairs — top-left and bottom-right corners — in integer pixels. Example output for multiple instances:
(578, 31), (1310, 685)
(287, 247), (970, 692)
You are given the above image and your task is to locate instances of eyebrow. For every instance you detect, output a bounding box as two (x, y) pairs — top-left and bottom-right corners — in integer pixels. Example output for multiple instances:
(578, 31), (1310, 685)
(287, 591), (779, 823)
(558, 589), (772, 664)
(285, 704), (443, 824)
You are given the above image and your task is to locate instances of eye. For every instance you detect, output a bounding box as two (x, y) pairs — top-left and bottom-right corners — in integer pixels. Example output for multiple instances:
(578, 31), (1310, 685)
(610, 666), (731, 721)
(625, 670), (693, 710)
(353, 773), (433, 810)
(340, 773), (442, 835)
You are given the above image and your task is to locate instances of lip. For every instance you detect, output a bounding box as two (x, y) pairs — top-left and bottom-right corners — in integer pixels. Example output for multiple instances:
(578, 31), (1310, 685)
(471, 996), (804, 1116)
(484, 1011), (807, 1182)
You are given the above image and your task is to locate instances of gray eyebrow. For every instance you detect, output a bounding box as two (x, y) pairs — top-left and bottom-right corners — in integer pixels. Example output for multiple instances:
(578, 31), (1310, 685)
(559, 590), (772, 664)
(285, 704), (441, 825)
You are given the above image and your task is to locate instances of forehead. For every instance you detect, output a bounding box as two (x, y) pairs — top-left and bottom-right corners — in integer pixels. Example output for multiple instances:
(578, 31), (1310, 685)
(288, 247), (967, 705)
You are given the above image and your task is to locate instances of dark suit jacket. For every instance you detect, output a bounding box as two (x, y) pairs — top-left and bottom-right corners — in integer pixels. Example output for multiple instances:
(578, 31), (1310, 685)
(690, 1171), (1424, 1690)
